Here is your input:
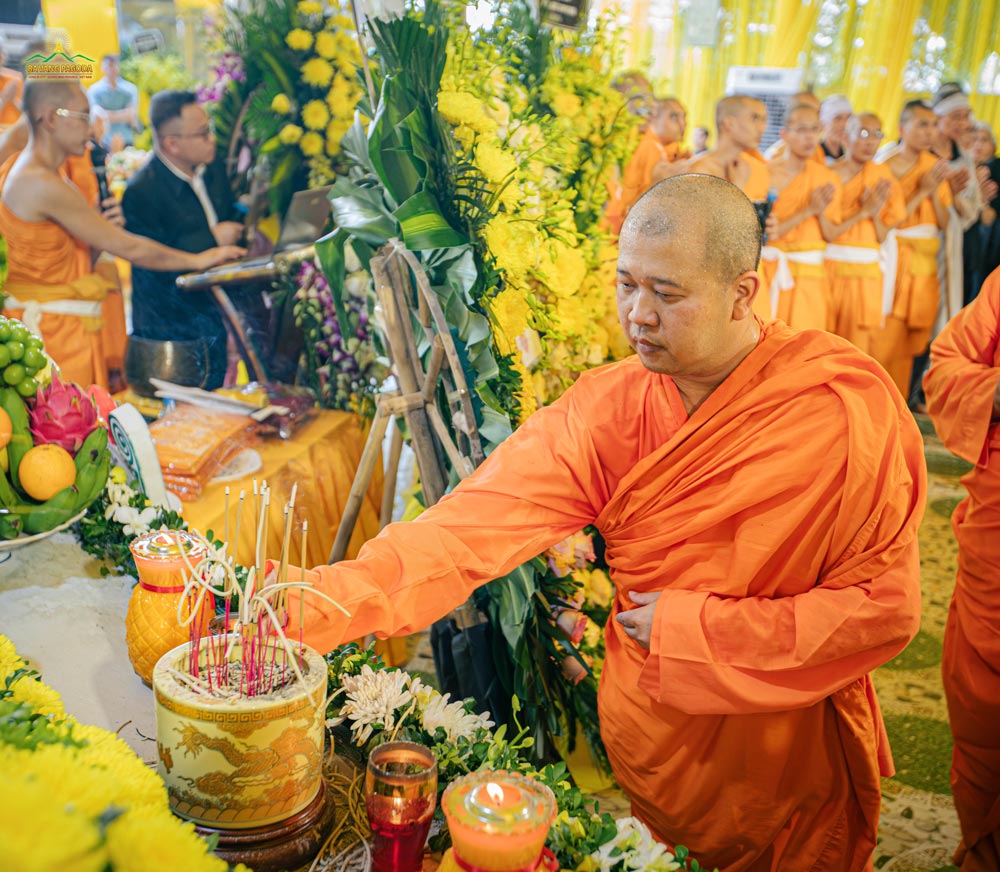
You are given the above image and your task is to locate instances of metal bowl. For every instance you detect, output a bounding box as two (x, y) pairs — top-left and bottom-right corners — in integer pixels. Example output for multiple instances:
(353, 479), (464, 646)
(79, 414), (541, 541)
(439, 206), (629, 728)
(124, 336), (210, 397)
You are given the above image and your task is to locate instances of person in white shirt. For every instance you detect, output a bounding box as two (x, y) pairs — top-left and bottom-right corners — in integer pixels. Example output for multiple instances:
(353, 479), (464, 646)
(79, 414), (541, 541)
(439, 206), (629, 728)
(87, 54), (140, 149)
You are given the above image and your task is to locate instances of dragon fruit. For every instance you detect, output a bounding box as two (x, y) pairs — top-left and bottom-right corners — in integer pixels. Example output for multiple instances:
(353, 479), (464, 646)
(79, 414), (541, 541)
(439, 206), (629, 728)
(28, 376), (99, 454)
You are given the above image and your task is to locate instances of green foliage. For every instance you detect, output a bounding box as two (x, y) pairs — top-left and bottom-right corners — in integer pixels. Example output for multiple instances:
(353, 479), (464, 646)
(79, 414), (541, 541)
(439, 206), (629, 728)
(121, 53), (193, 105)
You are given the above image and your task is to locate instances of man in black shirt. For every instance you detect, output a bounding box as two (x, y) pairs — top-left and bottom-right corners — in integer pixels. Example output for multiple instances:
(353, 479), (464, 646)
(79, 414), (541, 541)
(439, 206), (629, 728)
(122, 90), (244, 389)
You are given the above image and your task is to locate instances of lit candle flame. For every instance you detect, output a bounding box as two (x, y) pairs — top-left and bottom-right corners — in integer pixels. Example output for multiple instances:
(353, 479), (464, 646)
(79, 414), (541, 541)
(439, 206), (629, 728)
(485, 782), (504, 804)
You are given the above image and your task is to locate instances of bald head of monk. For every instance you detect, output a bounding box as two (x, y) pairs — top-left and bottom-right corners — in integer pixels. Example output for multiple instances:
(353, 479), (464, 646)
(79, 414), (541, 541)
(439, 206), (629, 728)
(845, 112), (884, 163)
(21, 79), (91, 157)
(616, 174), (762, 386)
(781, 104), (822, 159)
(716, 96), (767, 152)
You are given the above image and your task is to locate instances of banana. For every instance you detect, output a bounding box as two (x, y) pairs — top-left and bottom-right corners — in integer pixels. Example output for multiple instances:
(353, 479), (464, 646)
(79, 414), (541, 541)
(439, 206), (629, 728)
(0, 388), (30, 492)
(21, 485), (80, 535)
(74, 451), (109, 513)
(73, 427), (108, 474)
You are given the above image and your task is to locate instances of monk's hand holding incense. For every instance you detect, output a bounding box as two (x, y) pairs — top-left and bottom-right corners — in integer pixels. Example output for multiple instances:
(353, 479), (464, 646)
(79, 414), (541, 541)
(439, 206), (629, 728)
(615, 590), (661, 649)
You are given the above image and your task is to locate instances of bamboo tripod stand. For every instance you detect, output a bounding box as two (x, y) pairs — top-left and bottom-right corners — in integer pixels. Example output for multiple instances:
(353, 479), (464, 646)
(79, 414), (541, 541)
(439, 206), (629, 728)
(327, 239), (486, 565)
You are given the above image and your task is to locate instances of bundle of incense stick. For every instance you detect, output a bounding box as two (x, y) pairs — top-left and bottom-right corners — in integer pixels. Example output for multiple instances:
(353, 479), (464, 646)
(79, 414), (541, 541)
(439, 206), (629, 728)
(173, 478), (347, 700)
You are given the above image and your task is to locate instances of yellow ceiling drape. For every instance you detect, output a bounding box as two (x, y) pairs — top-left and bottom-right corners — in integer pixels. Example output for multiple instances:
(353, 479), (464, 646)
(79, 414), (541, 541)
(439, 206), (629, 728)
(602, 0), (1000, 146)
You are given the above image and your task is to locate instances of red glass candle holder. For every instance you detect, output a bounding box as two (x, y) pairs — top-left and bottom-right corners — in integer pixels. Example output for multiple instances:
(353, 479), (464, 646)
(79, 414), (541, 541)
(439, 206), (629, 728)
(365, 741), (438, 872)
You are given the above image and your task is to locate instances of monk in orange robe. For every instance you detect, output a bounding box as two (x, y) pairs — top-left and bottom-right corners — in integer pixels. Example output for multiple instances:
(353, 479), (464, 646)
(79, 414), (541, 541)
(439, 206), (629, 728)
(0, 80), (242, 387)
(689, 96), (771, 201)
(826, 113), (906, 354)
(872, 100), (953, 396)
(757, 105), (843, 330)
(605, 98), (689, 235)
(288, 176), (925, 870)
(0, 46), (23, 130)
(924, 267), (1000, 871)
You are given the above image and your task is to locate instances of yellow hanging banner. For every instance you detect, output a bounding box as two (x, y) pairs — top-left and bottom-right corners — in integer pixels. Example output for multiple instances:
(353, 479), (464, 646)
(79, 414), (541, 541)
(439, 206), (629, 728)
(41, 0), (119, 87)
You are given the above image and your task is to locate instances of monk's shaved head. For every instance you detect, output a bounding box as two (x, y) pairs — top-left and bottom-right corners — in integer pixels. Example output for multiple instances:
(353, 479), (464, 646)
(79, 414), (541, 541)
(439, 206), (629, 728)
(716, 96), (761, 130)
(22, 80), (86, 129)
(621, 174), (762, 284)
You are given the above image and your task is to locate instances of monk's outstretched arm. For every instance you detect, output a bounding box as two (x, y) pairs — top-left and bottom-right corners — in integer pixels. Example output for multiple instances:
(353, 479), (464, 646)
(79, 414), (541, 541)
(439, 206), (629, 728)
(925, 270), (1000, 465)
(289, 394), (605, 654)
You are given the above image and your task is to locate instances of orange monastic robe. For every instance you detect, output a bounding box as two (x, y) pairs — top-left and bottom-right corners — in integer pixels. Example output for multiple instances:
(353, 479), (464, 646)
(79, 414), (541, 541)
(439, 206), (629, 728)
(605, 130), (687, 235)
(0, 69), (23, 129)
(294, 322), (925, 871)
(757, 161), (842, 330)
(0, 156), (114, 387)
(925, 267), (1000, 871)
(826, 163), (906, 355)
(872, 150), (953, 395)
(63, 152), (129, 373)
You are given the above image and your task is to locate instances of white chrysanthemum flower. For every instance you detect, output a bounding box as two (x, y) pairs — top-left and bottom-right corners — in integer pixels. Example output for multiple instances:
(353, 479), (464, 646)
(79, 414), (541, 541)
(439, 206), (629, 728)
(588, 817), (680, 871)
(333, 666), (416, 745)
(420, 690), (494, 742)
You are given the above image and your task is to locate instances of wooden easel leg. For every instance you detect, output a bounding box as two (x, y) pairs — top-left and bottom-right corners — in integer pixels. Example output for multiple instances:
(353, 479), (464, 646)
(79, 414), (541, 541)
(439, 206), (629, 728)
(328, 401), (391, 564)
(380, 421), (405, 530)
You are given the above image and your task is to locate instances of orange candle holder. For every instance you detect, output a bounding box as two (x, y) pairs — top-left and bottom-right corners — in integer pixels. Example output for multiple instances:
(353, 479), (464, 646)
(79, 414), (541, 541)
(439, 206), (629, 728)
(365, 742), (438, 872)
(442, 771), (556, 872)
(124, 530), (212, 685)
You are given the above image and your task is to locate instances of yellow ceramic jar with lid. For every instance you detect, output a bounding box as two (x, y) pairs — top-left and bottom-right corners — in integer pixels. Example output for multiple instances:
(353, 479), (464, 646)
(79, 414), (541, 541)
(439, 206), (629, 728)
(124, 530), (212, 685)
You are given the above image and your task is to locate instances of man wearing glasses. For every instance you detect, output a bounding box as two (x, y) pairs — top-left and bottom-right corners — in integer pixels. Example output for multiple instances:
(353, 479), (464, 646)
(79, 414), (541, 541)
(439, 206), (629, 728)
(0, 80), (243, 389)
(826, 114), (906, 356)
(122, 90), (246, 390)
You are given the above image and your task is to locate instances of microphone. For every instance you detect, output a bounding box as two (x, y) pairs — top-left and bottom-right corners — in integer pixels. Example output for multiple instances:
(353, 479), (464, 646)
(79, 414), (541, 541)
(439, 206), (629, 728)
(89, 140), (110, 204)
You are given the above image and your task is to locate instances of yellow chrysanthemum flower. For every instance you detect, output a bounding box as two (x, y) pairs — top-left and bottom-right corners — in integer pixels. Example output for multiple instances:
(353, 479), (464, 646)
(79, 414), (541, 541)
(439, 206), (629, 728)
(270, 93), (292, 114)
(278, 124), (303, 145)
(297, 0), (324, 14)
(301, 99), (330, 130)
(285, 28), (314, 52)
(539, 238), (587, 298)
(482, 215), (538, 282)
(301, 57), (334, 88)
(326, 75), (355, 114)
(0, 779), (106, 872)
(473, 141), (517, 184)
(106, 807), (232, 872)
(6, 672), (65, 717)
(0, 634), (25, 677)
(299, 131), (325, 156)
(314, 30), (338, 60)
(437, 91), (496, 135)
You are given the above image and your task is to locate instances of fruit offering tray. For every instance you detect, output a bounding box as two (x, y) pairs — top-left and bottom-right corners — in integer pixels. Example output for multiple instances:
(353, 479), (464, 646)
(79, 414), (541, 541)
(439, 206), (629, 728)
(0, 316), (112, 545)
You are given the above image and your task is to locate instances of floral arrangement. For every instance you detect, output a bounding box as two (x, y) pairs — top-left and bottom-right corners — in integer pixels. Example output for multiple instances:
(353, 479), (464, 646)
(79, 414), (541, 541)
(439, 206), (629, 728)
(314, 0), (636, 774)
(326, 645), (712, 871)
(119, 53), (194, 150)
(0, 635), (248, 872)
(76, 466), (186, 577)
(290, 257), (386, 415)
(107, 147), (151, 190)
(203, 0), (364, 214)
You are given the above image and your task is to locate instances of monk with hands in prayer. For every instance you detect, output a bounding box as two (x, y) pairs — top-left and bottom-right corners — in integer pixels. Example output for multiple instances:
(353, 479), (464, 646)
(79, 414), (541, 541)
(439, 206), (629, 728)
(286, 176), (926, 871)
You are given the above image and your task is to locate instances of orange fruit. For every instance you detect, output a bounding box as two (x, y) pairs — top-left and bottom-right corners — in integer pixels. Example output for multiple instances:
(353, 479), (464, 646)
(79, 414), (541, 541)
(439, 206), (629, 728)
(19, 444), (76, 502)
(0, 407), (11, 449)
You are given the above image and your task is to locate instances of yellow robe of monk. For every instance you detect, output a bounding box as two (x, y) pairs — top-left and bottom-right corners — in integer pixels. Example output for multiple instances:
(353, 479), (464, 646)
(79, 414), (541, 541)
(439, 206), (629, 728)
(826, 163), (906, 355)
(605, 130), (687, 235)
(757, 161), (842, 330)
(872, 151), (952, 395)
(924, 267), (1000, 871)
(292, 321), (925, 871)
(0, 156), (114, 387)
